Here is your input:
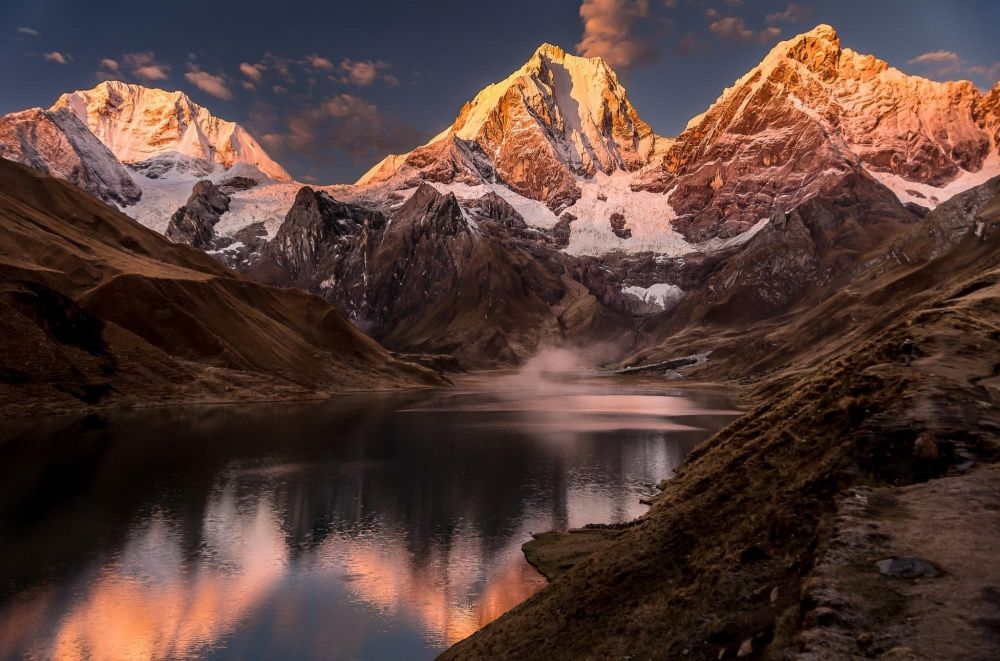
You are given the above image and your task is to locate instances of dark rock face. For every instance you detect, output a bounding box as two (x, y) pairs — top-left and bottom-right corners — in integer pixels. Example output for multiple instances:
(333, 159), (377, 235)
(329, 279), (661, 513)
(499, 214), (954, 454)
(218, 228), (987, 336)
(264, 186), (385, 280)
(250, 183), (632, 367)
(635, 172), (920, 330)
(466, 192), (527, 230)
(217, 175), (258, 194)
(609, 212), (631, 239)
(0, 107), (142, 206)
(552, 213), (576, 249)
(886, 175), (1000, 263)
(165, 180), (231, 250)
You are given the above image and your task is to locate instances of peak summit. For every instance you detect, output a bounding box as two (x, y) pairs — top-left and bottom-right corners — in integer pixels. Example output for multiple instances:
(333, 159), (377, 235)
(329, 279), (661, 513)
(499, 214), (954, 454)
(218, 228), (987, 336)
(358, 40), (659, 210)
(52, 81), (290, 182)
(532, 43), (568, 61)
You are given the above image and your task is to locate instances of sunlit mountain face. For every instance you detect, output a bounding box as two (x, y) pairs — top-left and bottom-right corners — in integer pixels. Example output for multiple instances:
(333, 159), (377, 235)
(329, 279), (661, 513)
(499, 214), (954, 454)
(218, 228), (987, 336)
(0, 379), (739, 658)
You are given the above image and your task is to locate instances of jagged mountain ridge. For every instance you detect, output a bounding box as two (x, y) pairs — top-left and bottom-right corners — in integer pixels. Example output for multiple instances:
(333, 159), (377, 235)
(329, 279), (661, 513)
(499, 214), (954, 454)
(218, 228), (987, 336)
(633, 24), (1000, 240)
(3, 26), (999, 258)
(358, 25), (1000, 247)
(358, 44), (666, 213)
(248, 183), (636, 366)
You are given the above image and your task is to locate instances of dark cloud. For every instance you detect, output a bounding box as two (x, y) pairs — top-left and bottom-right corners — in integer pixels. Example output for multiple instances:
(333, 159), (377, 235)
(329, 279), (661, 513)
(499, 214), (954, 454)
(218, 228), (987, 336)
(260, 94), (427, 172)
(576, 0), (656, 68)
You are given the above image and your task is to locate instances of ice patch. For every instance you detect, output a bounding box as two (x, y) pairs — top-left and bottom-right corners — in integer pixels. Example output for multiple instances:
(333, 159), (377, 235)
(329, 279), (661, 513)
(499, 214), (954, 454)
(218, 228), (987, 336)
(562, 171), (694, 257)
(865, 154), (1000, 210)
(622, 283), (685, 310)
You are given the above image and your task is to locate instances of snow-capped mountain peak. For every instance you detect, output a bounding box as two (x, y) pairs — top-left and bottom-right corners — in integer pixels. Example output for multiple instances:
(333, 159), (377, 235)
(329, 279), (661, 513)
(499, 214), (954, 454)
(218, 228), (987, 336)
(357, 43), (664, 212)
(52, 81), (291, 182)
(635, 23), (1000, 240)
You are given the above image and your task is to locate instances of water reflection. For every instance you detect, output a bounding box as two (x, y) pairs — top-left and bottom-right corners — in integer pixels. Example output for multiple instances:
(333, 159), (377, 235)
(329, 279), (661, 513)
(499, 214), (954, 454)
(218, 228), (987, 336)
(0, 378), (739, 659)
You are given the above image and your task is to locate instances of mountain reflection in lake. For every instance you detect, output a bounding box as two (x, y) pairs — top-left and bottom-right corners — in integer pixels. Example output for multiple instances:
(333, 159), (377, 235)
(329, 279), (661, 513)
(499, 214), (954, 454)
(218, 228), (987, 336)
(0, 374), (740, 660)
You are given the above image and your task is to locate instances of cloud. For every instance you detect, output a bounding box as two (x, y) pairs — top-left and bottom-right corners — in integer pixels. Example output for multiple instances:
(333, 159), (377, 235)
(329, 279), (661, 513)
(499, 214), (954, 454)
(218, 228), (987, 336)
(43, 51), (71, 65)
(123, 51), (170, 81)
(708, 16), (781, 43)
(576, 0), (655, 69)
(18, 27), (39, 36)
(907, 50), (963, 71)
(907, 50), (1000, 87)
(306, 54), (335, 72)
(675, 31), (699, 55)
(765, 3), (812, 24)
(261, 94), (426, 168)
(96, 58), (121, 80)
(185, 65), (233, 100)
(339, 59), (392, 86)
(239, 62), (264, 84)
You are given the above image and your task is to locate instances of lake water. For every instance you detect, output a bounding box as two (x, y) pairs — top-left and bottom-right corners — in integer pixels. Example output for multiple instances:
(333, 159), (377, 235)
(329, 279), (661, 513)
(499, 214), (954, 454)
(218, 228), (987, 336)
(0, 374), (739, 660)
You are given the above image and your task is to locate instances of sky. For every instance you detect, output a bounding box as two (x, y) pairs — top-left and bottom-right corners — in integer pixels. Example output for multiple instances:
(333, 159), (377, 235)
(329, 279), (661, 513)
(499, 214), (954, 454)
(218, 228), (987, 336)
(2, 0), (999, 184)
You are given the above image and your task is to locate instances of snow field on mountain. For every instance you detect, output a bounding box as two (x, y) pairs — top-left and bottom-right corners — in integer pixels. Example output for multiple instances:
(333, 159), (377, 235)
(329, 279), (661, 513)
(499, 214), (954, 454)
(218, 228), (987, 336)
(621, 283), (685, 310)
(866, 154), (1000, 209)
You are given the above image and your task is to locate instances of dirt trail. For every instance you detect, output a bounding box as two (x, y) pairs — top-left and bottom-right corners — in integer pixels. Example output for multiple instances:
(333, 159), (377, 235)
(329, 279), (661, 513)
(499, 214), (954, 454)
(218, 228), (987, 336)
(797, 465), (1000, 660)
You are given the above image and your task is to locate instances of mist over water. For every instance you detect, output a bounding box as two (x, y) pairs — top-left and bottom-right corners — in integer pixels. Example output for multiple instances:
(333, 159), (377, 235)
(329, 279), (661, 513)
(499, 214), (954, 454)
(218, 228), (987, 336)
(0, 379), (739, 659)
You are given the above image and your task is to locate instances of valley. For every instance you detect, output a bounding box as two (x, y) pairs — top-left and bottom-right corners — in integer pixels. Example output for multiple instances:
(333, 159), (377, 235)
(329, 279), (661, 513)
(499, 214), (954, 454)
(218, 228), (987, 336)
(1, 13), (998, 661)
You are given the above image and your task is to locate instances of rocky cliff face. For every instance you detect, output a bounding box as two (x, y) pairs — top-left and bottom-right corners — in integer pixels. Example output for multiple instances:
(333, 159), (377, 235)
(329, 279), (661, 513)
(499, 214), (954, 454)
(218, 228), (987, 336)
(265, 186), (387, 280)
(0, 107), (141, 206)
(634, 25), (1000, 241)
(251, 183), (633, 366)
(165, 180), (232, 249)
(52, 81), (291, 181)
(358, 44), (664, 213)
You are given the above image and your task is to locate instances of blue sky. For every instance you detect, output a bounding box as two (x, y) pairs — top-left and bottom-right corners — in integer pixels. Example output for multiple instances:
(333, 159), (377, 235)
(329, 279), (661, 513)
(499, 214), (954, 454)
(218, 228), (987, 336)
(2, 0), (999, 183)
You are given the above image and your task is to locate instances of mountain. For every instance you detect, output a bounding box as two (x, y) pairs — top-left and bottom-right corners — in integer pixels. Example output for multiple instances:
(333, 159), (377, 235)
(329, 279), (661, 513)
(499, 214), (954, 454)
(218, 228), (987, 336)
(358, 44), (665, 213)
(634, 24), (1000, 240)
(250, 183), (634, 366)
(0, 157), (440, 415)
(0, 107), (141, 206)
(53, 81), (291, 181)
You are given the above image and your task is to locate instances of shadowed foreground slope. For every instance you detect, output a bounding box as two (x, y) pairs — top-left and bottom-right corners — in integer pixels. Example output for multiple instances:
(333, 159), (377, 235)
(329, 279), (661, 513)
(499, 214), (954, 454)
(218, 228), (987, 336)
(0, 159), (442, 415)
(444, 187), (1000, 658)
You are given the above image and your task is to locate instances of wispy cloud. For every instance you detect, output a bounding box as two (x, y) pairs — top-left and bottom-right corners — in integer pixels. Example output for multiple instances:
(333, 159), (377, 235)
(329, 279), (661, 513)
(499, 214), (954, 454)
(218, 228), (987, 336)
(907, 50), (1000, 88)
(765, 3), (812, 24)
(185, 65), (233, 100)
(708, 15), (781, 43)
(576, 0), (655, 69)
(305, 54), (335, 72)
(43, 51), (71, 64)
(17, 27), (39, 36)
(259, 94), (425, 168)
(339, 59), (393, 86)
(123, 51), (170, 81)
(239, 62), (264, 85)
(96, 58), (120, 80)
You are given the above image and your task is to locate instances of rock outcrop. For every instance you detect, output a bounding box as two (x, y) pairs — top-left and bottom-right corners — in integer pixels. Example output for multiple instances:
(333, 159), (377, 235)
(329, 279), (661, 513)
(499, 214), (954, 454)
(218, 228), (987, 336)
(165, 180), (231, 249)
(251, 183), (632, 366)
(0, 107), (141, 206)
